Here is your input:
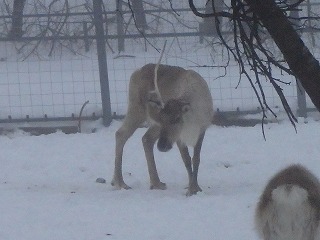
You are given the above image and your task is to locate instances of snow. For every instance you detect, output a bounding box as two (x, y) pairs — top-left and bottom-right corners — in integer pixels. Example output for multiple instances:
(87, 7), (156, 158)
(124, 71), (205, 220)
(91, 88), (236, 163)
(0, 1), (319, 239)
(1, 117), (320, 240)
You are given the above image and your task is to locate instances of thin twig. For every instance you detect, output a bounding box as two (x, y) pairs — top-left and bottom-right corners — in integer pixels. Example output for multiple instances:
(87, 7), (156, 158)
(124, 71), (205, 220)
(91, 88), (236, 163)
(78, 100), (89, 133)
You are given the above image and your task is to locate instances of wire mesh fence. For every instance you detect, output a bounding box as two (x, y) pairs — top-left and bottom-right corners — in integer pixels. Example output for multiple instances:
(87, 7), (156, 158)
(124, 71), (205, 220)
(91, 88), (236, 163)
(0, 0), (318, 126)
(0, 44), (101, 122)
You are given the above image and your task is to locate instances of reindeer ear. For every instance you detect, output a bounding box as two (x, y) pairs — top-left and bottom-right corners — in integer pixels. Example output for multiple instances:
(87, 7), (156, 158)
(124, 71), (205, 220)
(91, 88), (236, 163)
(148, 91), (162, 109)
(148, 99), (162, 109)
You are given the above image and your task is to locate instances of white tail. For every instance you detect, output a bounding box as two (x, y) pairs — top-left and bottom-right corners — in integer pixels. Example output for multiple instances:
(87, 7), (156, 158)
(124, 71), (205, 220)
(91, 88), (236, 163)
(255, 164), (320, 240)
(111, 47), (214, 196)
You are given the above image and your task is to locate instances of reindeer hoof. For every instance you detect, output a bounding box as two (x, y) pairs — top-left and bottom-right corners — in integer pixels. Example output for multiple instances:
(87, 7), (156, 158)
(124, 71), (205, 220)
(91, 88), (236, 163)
(111, 179), (132, 190)
(150, 182), (167, 190)
(186, 185), (202, 197)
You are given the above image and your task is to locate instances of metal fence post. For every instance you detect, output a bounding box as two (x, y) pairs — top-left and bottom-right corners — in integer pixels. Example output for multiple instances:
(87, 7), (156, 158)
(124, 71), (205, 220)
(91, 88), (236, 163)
(83, 21), (90, 52)
(296, 79), (307, 118)
(93, 0), (112, 126)
(116, 0), (125, 52)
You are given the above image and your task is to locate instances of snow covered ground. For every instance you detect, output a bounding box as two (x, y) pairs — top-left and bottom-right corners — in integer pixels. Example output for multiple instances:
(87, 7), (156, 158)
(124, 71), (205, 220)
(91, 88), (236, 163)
(0, 1), (319, 239)
(1, 117), (320, 240)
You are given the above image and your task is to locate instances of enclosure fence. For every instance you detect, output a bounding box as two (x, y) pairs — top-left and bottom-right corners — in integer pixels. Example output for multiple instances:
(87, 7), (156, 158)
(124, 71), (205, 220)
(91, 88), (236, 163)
(0, 0), (319, 127)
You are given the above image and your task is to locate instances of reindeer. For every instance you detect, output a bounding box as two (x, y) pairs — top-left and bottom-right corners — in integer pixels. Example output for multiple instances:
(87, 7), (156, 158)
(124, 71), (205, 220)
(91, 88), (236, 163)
(255, 164), (320, 240)
(111, 46), (214, 196)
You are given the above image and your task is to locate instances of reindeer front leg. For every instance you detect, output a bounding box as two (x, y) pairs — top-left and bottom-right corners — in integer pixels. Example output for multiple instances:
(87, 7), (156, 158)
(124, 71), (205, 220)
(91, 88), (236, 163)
(142, 126), (167, 190)
(178, 132), (205, 196)
(177, 141), (193, 190)
(188, 132), (205, 196)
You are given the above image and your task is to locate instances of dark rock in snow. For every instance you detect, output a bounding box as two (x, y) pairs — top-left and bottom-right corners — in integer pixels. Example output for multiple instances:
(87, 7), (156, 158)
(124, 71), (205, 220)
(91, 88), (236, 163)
(96, 177), (106, 184)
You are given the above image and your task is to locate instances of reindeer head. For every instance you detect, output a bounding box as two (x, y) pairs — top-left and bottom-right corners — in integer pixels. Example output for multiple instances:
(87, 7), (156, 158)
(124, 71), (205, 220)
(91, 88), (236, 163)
(147, 41), (191, 151)
(148, 96), (190, 152)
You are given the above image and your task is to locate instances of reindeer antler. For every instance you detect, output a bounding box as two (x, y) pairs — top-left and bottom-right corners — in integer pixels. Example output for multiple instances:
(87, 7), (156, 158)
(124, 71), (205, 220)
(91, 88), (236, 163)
(153, 41), (167, 108)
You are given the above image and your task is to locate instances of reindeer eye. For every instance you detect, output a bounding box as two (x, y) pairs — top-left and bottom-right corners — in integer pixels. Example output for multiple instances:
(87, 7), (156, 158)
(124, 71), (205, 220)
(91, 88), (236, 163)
(170, 116), (181, 124)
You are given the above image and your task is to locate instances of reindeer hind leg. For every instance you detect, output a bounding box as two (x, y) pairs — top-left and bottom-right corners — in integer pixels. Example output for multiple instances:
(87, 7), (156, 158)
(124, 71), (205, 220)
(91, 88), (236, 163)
(112, 106), (145, 190)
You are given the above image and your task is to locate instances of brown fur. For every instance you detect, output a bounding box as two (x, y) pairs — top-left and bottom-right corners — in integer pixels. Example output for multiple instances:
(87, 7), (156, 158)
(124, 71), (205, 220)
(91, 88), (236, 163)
(255, 164), (320, 240)
(111, 64), (214, 196)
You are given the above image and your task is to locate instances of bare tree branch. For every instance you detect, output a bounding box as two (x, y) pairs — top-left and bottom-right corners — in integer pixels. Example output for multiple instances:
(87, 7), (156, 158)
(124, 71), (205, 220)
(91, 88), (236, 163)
(188, 0), (301, 130)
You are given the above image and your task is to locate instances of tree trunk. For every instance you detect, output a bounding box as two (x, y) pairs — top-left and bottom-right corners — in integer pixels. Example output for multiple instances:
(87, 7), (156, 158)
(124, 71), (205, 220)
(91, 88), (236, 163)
(130, 0), (147, 30)
(244, 0), (320, 112)
(8, 0), (26, 39)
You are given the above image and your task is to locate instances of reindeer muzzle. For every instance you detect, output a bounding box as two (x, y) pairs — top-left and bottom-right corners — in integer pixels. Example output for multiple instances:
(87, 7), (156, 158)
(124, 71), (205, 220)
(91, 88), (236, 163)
(157, 137), (172, 152)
